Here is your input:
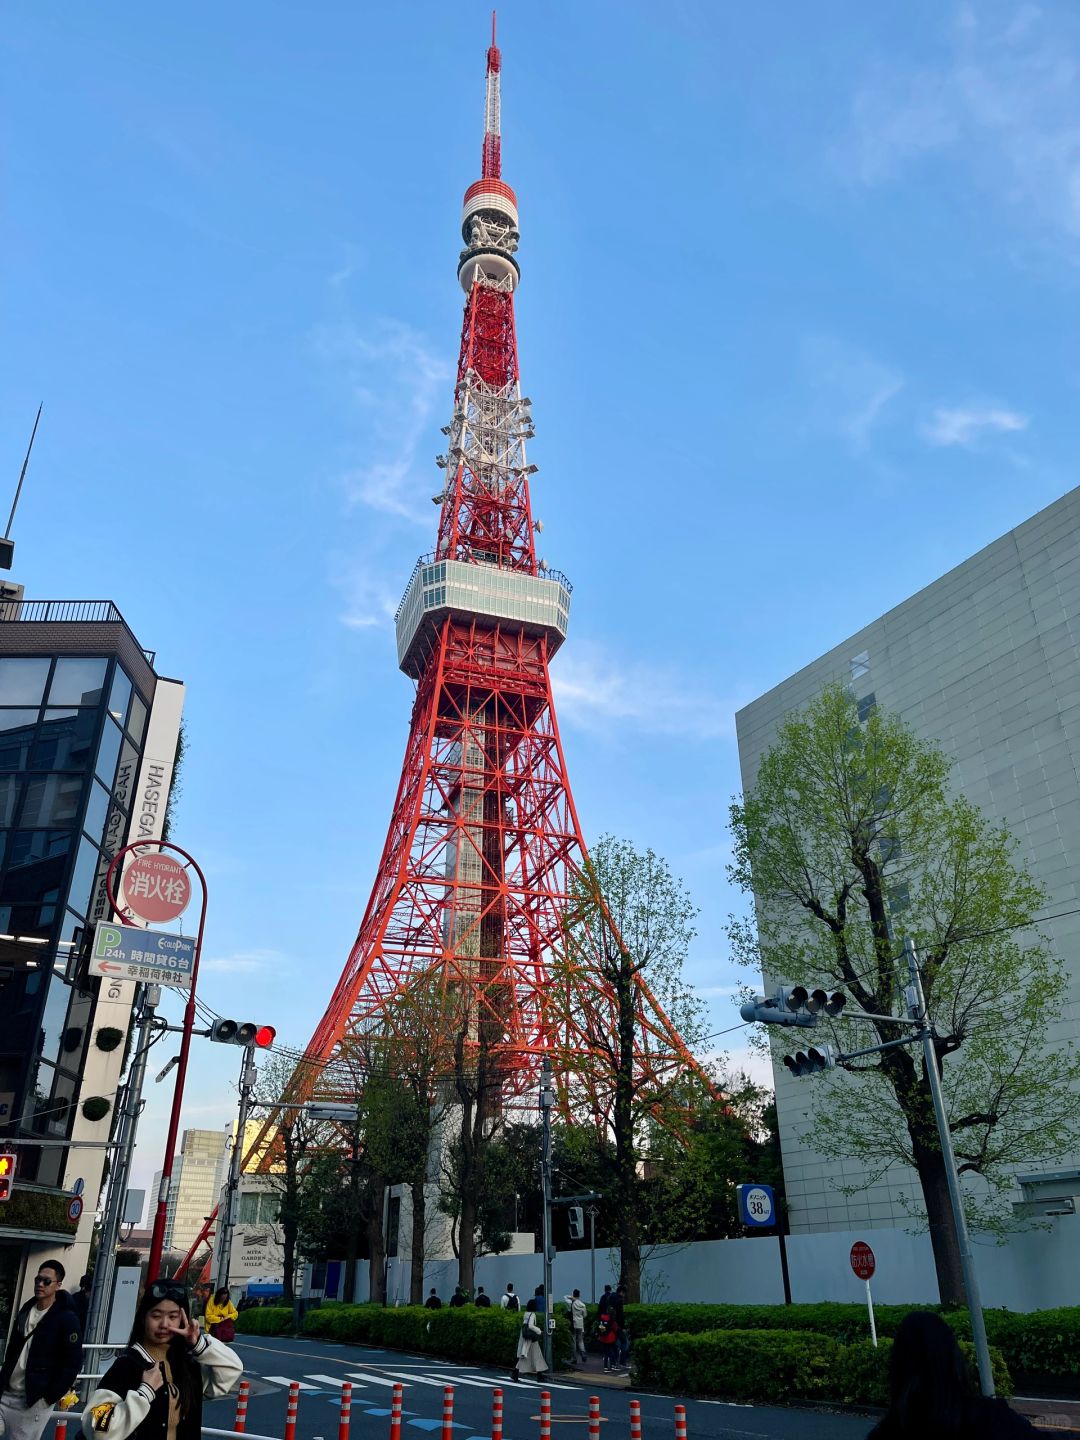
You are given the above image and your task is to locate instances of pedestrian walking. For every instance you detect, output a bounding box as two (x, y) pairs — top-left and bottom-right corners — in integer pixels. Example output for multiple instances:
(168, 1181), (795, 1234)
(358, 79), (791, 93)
(611, 1285), (629, 1369)
(533, 1285), (546, 1313)
(867, 1312), (1036, 1438)
(596, 1284), (613, 1319)
(500, 1283), (520, 1311)
(81, 1280), (241, 1440)
(563, 1289), (588, 1366)
(474, 1287), (491, 1308)
(508, 1300), (547, 1384)
(424, 1289), (442, 1310)
(595, 1311), (617, 1373)
(69, 1275), (93, 1330)
(0, 1259), (82, 1440)
(203, 1288), (238, 1342)
(448, 1286), (466, 1309)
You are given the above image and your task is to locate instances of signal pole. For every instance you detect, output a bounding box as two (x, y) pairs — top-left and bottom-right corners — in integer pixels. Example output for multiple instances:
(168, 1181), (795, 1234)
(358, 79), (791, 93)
(86, 985), (159, 1346)
(216, 1042), (258, 1291)
(539, 1058), (554, 1370)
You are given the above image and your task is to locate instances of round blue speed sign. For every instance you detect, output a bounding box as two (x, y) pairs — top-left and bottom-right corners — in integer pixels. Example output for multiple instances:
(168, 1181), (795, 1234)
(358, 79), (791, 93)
(737, 1182), (776, 1228)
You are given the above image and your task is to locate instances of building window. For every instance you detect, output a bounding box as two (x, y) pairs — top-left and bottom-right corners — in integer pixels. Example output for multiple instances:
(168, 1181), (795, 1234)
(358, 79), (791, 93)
(94, 718), (123, 789)
(32, 710), (97, 770)
(878, 834), (902, 864)
(127, 692), (148, 746)
(850, 651), (870, 681)
(887, 882), (910, 913)
(48, 657), (108, 708)
(107, 667), (132, 728)
(857, 693), (877, 723)
(22, 774), (83, 827)
(0, 659), (51, 706)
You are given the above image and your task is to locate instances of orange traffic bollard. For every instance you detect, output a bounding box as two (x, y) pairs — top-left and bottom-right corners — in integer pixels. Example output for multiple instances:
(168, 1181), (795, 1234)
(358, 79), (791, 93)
(390, 1382), (404, 1440)
(234, 1379), (250, 1433)
(491, 1387), (504, 1440)
(284, 1381), (301, 1440)
(673, 1405), (687, 1440)
(338, 1381), (353, 1440)
(539, 1391), (551, 1440)
(588, 1395), (601, 1440)
(629, 1399), (641, 1440)
(441, 1385), (455, 1440)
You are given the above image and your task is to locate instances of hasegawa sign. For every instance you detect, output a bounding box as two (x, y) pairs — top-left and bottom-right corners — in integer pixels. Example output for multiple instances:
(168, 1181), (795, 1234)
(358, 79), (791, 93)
(90, 922), (195, 987)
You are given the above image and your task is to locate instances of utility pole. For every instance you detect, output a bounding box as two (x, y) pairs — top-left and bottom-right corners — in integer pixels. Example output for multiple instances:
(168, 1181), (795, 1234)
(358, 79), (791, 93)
(903, 937), (994, 1397)
(216, 1042), (258, 1291)
(586, 1204), (598, 1303)
(539, 1058), (554, 1370)
(86, 985), (160, 1347)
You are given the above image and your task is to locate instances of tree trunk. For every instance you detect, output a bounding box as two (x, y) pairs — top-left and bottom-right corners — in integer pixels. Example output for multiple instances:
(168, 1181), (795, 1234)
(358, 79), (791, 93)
(913, 1139), (966, 1306)
(282, 1225), (296, 1304)
(410, 1175), (426, 1305)
(367, 1177), (387, 1304)
(613, 954), (641, 1301)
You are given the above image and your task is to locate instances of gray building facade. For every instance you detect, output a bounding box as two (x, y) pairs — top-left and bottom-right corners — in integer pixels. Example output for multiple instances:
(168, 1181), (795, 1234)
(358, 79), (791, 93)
(736, 486), (1080, 1237)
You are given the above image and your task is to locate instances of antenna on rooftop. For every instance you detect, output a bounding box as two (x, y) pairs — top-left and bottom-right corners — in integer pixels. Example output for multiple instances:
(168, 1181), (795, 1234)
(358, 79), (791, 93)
(2, 403), (42, 571)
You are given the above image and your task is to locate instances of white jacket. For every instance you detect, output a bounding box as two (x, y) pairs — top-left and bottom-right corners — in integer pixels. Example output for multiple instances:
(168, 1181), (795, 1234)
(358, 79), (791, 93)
(81, 1336), (242, 1440)
(563, 1296), (587, 1329)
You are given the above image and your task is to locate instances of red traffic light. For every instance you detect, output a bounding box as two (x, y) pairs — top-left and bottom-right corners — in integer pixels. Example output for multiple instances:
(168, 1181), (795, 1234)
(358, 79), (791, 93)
(0, 1152), (15, 1202)
(254, 1026), (276, 1048)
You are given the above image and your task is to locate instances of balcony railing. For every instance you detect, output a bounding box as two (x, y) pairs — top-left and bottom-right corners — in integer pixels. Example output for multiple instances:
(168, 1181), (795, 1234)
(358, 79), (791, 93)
(0, 600), (156, 667)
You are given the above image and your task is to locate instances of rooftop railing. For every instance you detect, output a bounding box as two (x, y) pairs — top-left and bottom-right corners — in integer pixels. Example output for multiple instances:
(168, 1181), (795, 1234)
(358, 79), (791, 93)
(0, 600), (156, 667)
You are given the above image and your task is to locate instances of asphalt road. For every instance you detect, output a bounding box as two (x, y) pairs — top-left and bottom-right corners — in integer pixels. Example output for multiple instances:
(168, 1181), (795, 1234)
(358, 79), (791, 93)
(213, 1334), (873, 1440)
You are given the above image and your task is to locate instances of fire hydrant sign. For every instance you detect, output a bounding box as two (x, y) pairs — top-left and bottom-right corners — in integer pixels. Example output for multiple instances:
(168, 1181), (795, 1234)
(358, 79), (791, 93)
(850, 1240), (876, 1280)
(90, 922), (195, 988)
(122, 852), (191, 924)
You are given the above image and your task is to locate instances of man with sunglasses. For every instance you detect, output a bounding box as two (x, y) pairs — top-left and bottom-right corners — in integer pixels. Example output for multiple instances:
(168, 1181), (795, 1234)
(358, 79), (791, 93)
(0, 1259), (83, 1440)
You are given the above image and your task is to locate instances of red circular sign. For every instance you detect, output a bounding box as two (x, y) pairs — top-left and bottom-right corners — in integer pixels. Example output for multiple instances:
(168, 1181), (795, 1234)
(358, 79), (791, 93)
(122, 853), (192, 924)
(67, 1196), (84, 1224)
(850, 1241), (876, 1280)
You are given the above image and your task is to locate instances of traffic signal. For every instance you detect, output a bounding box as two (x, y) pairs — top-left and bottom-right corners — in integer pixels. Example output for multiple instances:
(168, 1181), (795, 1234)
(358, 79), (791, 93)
(209, 1020), (276, 1047)
(0, 1152), (14, 1202)
(740, 985), (846, 1026)
(567, 1206), (585, 1242)
(783, 1044), (836, 1077)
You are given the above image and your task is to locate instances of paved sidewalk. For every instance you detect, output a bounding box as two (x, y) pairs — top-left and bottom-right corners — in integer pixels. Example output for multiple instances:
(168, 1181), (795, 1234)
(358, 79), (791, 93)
(557, 1367), (630, 1390)
(1014, 1396), (1080, 1433)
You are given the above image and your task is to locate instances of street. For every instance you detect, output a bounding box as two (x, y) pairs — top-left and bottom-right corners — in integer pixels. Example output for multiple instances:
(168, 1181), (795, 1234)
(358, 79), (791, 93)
(214, 1335), (872, 1440)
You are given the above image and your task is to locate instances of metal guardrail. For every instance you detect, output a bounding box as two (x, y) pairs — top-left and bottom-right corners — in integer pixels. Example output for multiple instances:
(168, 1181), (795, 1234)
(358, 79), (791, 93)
(0, 600), (156, 666)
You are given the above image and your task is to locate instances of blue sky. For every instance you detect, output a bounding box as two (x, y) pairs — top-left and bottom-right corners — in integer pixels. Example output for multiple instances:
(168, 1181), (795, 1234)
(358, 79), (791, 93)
(5, 1), (1080, 1209)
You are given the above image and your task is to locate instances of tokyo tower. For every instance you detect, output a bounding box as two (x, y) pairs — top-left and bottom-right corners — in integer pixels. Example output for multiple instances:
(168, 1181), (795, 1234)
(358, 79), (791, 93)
(295, 21), (701, 1114)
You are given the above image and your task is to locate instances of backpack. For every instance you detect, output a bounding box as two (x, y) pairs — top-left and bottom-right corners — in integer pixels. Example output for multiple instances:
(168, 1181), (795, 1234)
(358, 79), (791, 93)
(505, 1292), (520, 1311)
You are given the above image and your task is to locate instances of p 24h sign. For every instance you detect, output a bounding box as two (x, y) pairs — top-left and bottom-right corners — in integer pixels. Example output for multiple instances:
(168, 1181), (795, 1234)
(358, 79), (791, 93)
(850, 1240), (876, 1281)
(90, 922), (196, 988)
(122, 852), (191, 924)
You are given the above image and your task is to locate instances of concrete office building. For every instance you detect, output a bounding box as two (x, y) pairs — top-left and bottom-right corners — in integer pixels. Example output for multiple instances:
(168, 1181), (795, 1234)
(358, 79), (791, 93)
(735, 487), (1080, 1305)
(0, 600), (184, 1338)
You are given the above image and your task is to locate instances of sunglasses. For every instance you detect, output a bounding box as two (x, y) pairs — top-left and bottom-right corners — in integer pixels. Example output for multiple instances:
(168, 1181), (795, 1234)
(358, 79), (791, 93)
(33, 1276), (56, 1286)
(147, 1281), (189, 1304)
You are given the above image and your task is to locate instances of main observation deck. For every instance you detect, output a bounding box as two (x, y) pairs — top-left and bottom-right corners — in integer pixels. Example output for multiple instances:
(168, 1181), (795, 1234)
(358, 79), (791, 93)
(396, 556), (572, 679)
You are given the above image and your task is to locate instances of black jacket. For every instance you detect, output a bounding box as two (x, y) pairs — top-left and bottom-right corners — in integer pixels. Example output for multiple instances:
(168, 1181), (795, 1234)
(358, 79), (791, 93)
(867, 1397), (1037, 1438)
(82, 1336), (241, 1440)
(0, 1293), (82, 1406)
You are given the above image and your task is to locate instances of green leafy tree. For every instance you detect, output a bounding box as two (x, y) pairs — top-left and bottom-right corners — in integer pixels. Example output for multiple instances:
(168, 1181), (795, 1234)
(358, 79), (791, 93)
(728, 683), (1080, 1304)
(555, 836), (709, 1300)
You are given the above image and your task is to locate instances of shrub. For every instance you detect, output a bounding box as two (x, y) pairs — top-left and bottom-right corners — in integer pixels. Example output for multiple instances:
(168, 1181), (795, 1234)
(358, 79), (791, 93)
(81, 1096), (111, 1122)
(631, 1328), (1012, 1405)
(235, 1307), (293, 1335)
(945, 1308), (1080, 1386)
(303, 1304), (572, 1368)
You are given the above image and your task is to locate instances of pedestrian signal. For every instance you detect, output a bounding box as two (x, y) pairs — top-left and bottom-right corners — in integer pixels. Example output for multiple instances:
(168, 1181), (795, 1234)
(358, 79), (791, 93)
(0, 1153), (15, 1202)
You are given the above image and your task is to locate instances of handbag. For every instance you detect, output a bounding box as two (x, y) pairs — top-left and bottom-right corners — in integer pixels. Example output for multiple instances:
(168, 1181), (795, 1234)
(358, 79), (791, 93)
(211, 1319), (236, 1343)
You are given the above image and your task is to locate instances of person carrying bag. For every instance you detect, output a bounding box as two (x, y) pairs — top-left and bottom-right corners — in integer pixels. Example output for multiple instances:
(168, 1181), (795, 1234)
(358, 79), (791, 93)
(202, 1289), (238, 1343)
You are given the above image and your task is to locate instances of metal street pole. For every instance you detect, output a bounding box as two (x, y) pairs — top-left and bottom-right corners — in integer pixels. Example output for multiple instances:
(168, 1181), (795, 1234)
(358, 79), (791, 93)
(86, 984), (160, 1347)
(586, 1205), (598, 1304)
(539, 1058), (554, 1371)
(903, 937), (994, 1397)
(215, 1042), (258, 1291)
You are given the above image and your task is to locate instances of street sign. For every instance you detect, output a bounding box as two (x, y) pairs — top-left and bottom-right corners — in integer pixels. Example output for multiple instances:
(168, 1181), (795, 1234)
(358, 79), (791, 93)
(90, 922), (196, 988)
(67, 1196), (84, 1224)
(121, 852), (192, 924)
(72, 1177), (85, 1197)
(737, 1183), (776, 1228)
(850, 1240), (876, 1280)
(0, 1153), (14, 1202)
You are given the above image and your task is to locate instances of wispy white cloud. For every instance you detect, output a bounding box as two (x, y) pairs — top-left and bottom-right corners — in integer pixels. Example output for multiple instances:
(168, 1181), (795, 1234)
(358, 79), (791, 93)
(922, 404), (1029, 447)
(803, 335), (905, 454)
(202, 948), (291, 976)
(551, 644), (744, 741)
(841, 5), (1080, 243)
(313, 318), (453, 523)
(331, 566), (400, 631)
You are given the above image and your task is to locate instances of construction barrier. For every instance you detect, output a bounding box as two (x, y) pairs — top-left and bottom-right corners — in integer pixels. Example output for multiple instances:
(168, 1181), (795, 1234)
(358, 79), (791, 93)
(441, 1385), (455, 1440)
(673, 1405), (687, 1440)
(539, 1391), (551, 1440)
(284, 1381), (301, 1440)
(235, 1379), (251, 1433)
(629, 1400), (641, 1440)
(588, 1395), (601, 1440)
(338, 1381), (353, 1440)
(390, 1382), (404, 1440)
(491, 1387), (503, 1440)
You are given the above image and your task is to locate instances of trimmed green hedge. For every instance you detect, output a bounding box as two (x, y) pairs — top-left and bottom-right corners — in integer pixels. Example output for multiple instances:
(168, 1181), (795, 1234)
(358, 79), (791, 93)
(235, 1307), (294, 1335)
(630, 1328), (1011, 1404)
(614, 1303), (1079, 1386)
(303, 1303), (572, 1368)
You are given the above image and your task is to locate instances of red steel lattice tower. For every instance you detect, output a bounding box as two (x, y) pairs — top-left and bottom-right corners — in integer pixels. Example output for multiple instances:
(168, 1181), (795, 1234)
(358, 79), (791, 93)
(297, 20), (701, 1106)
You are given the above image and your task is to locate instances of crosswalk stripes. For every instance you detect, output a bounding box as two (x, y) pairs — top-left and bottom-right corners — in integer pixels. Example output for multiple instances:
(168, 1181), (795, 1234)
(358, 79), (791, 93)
(263, 1377), (320, 1390)
(304, 1374), (363, 1388)
(347, 1371), (412, 1388)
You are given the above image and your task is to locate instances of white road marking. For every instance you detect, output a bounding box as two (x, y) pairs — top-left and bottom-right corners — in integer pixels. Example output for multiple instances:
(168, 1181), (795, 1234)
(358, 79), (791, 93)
(306, 1375), (364, 1388)
(263, 1377), (319, 1390)
(348, 1372), (411, 1389)
(379, 1371), (448, 1388)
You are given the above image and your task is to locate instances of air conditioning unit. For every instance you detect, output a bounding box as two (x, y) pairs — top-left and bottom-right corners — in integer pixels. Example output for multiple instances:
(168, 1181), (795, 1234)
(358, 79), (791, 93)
(0, 581), (24, 618)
